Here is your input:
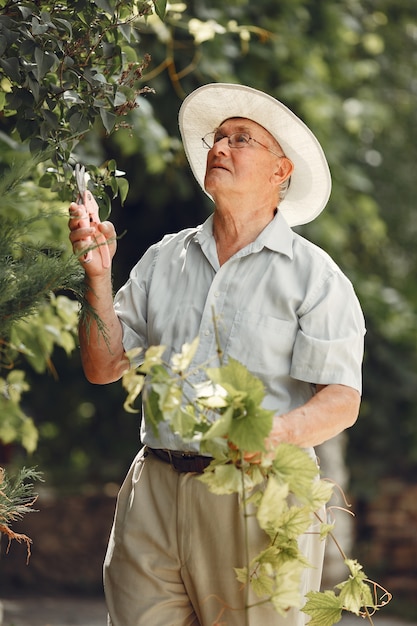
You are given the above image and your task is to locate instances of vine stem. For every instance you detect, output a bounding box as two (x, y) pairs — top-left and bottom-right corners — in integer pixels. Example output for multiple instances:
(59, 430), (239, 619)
(240, 454), (251, 626)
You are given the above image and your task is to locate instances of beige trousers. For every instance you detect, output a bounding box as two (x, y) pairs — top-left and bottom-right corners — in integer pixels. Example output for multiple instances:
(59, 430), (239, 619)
(104, 448), (325, 626)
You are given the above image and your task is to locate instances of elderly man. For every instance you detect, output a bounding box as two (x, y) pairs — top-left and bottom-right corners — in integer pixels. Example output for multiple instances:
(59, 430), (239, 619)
(68, 83), (365, 626)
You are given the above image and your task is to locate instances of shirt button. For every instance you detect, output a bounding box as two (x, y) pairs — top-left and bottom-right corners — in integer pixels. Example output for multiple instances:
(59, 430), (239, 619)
(214, 291), (220, 297)
(204, 329), (210, 336)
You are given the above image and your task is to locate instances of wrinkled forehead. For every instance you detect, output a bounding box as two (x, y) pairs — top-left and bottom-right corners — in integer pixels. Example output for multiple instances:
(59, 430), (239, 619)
(218, 116), (270, 134)
(218, 116), (283, 149)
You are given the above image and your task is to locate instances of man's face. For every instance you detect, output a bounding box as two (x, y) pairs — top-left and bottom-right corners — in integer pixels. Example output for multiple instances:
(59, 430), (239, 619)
(203, 118), (285, 202)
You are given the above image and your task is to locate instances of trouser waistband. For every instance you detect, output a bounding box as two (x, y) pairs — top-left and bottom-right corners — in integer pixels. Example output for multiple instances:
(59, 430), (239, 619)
(147, 447), (212, 473)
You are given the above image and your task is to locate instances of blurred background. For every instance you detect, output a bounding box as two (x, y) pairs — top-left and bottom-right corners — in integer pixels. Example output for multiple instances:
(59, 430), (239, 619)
(1, 0), (416, 622)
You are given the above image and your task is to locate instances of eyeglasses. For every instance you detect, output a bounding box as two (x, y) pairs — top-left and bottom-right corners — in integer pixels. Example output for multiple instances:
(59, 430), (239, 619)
(201, 131), (285, 158)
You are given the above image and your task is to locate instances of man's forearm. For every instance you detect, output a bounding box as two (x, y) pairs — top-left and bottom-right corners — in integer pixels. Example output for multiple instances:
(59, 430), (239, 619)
(269, 384), (361, 449)
(79, 273), (129, 384)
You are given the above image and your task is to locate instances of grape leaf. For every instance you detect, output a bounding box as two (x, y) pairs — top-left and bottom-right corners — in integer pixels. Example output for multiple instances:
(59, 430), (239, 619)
(198, 462), (244, 495)
(302, 590), (343, 626)
(269, 560), (305, 615)
(171, 406), (197, 440)
(228, 403), (274, 452)
(337, 560), (374, 614)
(275, 505), (314, 540)
(256, 476), (289, 533)
(202, 406), (233, 440)
(302, 477), (334, 510)
(139, 345), (166, 374)
(206, 357), (266, 406)
(171, 337), (199, 373)
(272, 444), (319, 498)
(122, 369), (145, 413)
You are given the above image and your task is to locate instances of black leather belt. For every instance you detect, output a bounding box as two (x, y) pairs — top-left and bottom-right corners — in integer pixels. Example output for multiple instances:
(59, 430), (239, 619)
(147, 447), (212, 473)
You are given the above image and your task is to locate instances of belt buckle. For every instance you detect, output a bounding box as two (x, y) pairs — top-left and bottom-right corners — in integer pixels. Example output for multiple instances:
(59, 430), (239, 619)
(168, 450), (207, 473)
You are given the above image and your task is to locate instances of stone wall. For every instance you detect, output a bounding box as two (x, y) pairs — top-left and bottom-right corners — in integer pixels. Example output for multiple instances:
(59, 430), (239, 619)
(355, 478), (417, 606)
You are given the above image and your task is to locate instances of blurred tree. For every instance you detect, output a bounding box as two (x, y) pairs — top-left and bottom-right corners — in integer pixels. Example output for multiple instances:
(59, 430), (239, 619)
(104, 0), (417, 494)
(0, 0), (162, 458)
(1, 0), (416, 502)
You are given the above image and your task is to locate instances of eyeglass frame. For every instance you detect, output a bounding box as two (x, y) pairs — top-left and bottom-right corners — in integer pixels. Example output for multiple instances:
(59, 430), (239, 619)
(201, 130), (286, 159)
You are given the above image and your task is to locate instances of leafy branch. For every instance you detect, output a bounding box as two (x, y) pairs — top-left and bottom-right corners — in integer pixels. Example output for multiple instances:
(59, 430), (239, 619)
(0, 0), (165, 208)
(122, 339), (392, 625)
(0, 466), (43, 562)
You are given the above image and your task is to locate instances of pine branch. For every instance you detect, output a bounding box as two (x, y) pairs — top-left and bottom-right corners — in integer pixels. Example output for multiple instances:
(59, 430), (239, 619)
(0, 466), (43, 562)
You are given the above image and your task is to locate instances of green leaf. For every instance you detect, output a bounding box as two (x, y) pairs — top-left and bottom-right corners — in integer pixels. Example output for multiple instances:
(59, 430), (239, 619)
(99, 107), (116, 134)
(20, 416), (39, 453)
(197, 389), (229, 410)
(319, 520), (335, 539)
(116, 177), (129, 205)
(228, 403), (273, 452)
(31, 16), (49, 35)
(271, 444), (319, 499)
(207, 357), (266, 406)
(34, 48), (57, 81)
(201, 405), (233, 440)
(155, 381), (182, 420)
(171, 337), (199, 373)
(336, 560), (374, 614)
(171, 406), (197, 440)
(234, 566), (248, 585)
(69, 110), (89, 133)
(269, 560), (305, 615)
(308, 478), (334, 509)
(256, 476), (289, 534)
(142, 386), (164, 435)
(205, 358), (274, 449)
(0, 372), (38, 453)
(251, 571), (274, 598)
(198, 462), (243, 495)
(98, 192), (112, 220)
(122, 369), (145, 413)
(54, 17), (73, 38)
(94, 0), (116, 15)
(302, 590), (343, 626)
(153, 0), (167, 20)
(139, 345), (166, 373)
(0, 34), (8, 57)
(0, 57), (21, 82)
(275, 505), (315, 540)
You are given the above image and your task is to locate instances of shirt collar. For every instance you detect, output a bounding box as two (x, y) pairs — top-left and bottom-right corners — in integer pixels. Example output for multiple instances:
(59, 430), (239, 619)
(257, 210), (294, 258)
(194, 210), (294, 260)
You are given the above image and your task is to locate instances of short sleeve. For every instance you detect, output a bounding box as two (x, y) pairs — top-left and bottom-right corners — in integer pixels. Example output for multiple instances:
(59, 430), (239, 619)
(290, 272), (365, 393)
(113, 244), (158, 362)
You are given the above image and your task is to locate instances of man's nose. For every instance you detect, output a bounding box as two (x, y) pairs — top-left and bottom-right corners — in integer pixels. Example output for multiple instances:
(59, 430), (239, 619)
(211, 136), (230, 154)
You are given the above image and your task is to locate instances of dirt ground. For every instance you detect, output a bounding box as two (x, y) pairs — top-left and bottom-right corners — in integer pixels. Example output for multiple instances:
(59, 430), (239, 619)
(1, 596), (107, 626)
(1, 596), (415, 626)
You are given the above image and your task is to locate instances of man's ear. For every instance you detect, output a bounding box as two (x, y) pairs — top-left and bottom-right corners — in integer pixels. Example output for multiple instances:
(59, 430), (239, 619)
(272, 157), (294, 186)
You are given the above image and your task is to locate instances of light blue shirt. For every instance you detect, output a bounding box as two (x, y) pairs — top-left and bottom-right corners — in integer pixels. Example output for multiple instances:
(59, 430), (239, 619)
(114, 211), (365, 452)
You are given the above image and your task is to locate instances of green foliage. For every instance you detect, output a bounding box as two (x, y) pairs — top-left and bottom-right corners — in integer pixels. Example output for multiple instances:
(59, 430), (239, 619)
(122, 340), (392, 624)
(0, 157), (86, 453)
(0, 465), (43, 559)
(0, 371), (38, 453)
(0, 0), (166, 205)
(0, 465), (42, 526)
(303, 559), (392, 625)
(0, 0), (167, 455)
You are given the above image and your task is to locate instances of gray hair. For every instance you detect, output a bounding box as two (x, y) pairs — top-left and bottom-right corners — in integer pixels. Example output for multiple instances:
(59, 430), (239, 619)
(279, 175), (291, 202)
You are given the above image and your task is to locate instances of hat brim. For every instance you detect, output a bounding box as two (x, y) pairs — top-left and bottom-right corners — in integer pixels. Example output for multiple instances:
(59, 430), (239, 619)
(178, 83), (331, 227)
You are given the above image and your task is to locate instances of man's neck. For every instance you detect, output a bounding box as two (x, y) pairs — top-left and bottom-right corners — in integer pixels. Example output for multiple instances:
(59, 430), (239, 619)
(213, 202), (276, 266)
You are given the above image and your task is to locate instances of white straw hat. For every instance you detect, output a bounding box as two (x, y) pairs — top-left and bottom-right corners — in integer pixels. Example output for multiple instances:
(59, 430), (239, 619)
(178, 83), (331, 226)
